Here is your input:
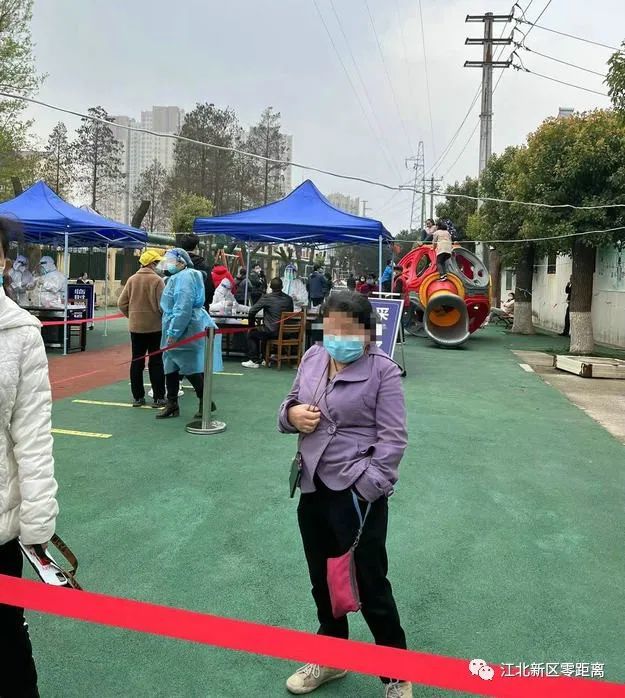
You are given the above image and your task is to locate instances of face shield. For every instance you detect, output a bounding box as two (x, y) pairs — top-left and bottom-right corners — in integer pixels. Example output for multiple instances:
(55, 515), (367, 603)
(284, 265), (297, 282)
(14, 255), (27, 272)
(40, 256), (56, 274)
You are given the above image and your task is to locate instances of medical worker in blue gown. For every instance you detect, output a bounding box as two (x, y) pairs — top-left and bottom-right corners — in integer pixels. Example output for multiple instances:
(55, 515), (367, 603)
(156, 248), (223, 420)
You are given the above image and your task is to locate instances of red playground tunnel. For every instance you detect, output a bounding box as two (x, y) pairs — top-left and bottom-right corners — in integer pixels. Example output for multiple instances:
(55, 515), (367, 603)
(397, 244), (490, 347)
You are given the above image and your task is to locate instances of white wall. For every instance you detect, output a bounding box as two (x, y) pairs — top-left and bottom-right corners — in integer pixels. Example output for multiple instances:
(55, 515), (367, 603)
(500, 247), (625, 348)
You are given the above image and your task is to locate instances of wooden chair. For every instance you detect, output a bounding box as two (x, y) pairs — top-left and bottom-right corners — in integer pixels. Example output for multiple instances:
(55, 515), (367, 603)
(265, 312), (306, 369)
(492, 312), (514, 328)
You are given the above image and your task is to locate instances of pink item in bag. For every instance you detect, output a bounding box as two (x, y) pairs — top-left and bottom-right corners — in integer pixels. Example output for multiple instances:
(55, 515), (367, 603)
(327, 491), (371, 619)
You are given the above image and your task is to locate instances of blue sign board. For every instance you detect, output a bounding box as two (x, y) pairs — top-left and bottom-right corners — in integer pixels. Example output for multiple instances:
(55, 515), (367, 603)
(370, 298), (404, 358)
(67, 283), (95, 320)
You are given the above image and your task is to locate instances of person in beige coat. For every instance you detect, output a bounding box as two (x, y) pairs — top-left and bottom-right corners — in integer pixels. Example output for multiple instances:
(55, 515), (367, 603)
(118, 249), (166, 407)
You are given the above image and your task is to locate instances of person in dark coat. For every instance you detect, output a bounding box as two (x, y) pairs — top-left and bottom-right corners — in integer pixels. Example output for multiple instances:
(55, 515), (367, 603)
(346, 273), (357, 291)
(242, 278), (294, 368)
(178, 234), (216, 309)
(308, 265), (326, 307)
(560, 276), (572, 336)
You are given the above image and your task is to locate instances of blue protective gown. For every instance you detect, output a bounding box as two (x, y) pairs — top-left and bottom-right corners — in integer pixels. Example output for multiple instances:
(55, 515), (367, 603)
(160, 268), (223, 376)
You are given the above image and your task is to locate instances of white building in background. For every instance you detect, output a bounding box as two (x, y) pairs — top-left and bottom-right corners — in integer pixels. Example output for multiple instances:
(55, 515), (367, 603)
(104, 106), (185, 224)
(327, 192), (361, 215)
(500, 247), (625, 348)
(270, 133), (293, 198)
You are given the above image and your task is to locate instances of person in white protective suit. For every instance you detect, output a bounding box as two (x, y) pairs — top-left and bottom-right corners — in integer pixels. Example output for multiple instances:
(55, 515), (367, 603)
(35, 256), (67, 308)
(209, 278), (249, 317)
(282, 263), (308, 312)
(8, 255), (35, 306)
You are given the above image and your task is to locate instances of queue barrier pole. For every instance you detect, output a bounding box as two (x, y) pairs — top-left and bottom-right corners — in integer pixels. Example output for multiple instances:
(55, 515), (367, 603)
(186, 327), (226, 435)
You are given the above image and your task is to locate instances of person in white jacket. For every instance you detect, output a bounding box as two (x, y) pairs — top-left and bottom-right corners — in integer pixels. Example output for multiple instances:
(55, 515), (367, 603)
(0, 221), (58, 697)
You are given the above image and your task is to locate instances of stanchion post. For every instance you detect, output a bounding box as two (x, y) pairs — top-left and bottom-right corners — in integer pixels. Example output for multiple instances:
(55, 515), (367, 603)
(186, 327), (226, 435)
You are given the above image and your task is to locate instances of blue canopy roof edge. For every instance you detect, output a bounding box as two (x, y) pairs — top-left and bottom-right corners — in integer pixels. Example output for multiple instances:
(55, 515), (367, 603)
(193, 179), (392, 245)
(0, 180), (148, 249)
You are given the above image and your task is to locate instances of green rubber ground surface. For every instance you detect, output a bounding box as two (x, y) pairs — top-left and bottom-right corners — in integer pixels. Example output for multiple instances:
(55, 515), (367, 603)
(28, 327), (625, 696)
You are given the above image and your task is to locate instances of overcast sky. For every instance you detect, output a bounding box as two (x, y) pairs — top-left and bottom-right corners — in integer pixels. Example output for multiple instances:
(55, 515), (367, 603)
(27, 0), (622, 233)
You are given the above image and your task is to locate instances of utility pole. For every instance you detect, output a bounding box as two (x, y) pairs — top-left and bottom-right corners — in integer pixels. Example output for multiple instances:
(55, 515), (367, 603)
(465, 11), (512, 279)
(464, 12), (512, 181)
(428, 175), (444, 220)
(405, 141), (425, 234)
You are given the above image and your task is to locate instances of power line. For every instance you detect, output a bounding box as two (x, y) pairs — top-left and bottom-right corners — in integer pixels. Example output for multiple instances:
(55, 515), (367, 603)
(517, 18), (624, 53)
(490, 225), (625, 244)
(441, 122), (480, 180)
(7, 89), (625, 211)
(327, 0), (402, 180)
(512, 61), (610, 96)
(364, 0), (414, 153)
(393, 224), (625, 245)
(393, 0), (423, 140)
(515, 43), (607, 77)
(417, 0), (436, 161)
(311, 0), (400, 178)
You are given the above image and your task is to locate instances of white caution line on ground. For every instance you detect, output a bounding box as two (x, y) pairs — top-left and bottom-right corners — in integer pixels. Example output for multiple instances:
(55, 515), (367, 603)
(73, 399), (152, 410)
(52, 428), (112, 439)
(519, 363), (534, 373)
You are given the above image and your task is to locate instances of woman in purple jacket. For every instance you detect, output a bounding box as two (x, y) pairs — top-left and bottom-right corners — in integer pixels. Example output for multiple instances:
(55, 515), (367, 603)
(279, 291), (411, 698)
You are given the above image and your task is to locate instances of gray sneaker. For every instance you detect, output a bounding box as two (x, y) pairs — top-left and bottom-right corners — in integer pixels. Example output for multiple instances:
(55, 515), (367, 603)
(286, 664), (347, 694)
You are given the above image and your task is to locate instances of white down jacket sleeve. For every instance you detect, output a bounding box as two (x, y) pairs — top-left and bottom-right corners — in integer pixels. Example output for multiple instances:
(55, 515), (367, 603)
(11, 327), (58, 544)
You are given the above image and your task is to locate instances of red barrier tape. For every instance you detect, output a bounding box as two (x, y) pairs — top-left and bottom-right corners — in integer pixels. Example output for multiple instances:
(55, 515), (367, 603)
(41, 313), (125, 327)
(0, 575), (621, 697)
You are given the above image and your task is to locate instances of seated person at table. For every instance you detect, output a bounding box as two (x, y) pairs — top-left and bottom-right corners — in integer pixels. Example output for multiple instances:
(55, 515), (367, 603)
(242, 278), (294, 369)
(210, 278), (248, 316)
(484, 292), (515, 325)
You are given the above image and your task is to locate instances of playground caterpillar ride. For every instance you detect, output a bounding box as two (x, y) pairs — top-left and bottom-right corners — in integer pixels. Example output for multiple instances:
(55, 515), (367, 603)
(397, 244), (490, 347)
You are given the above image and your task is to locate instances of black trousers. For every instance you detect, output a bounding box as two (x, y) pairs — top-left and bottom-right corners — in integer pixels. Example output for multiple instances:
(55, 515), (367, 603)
(297, 479), (406, 682)
(563, 303), (570, 335)
(165, 371), (203, 401)
(130, 331), (165, 401)
(437, 252), (451, 277)
(310, 297), (324, 308)
(0, 539), (39, 698)
(247, 327), (276, 363)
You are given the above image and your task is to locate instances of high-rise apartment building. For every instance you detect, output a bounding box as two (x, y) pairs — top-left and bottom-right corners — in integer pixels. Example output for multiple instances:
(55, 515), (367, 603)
(327, 192), (361, 215)
(103, 106), (185, 224)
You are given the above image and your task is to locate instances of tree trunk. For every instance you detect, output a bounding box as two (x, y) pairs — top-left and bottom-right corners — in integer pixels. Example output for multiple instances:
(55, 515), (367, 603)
(92, 126), (99, 209)
(569, 240), (595, 355)
(488, 248), (501, 307)
(512, 244), (535, 334)
(55, 140), (60, 194)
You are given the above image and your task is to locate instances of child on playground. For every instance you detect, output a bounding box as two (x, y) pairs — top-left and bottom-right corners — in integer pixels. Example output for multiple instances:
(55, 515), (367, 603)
(432, 221), (453, 280)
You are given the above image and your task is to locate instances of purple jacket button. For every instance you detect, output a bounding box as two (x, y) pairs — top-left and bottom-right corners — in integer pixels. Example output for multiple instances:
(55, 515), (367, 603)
(327, 424), (336, 435)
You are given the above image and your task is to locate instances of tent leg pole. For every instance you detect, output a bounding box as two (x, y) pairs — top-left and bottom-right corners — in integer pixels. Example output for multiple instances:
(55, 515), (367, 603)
(378, 235), (383, 294)
(104, 245), (109, 337)
(244, 245), (251, 306)
(63, 230), (68, 356)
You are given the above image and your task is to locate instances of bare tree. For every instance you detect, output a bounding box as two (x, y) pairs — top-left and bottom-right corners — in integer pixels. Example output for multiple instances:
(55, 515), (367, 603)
(73, 106), (124, 209)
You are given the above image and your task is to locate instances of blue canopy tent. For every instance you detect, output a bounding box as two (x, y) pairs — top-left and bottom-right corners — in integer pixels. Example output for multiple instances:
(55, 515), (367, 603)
(193, 180), (392, 302)
(0, 181), (148, 351)
(0, 180), (147, 247)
